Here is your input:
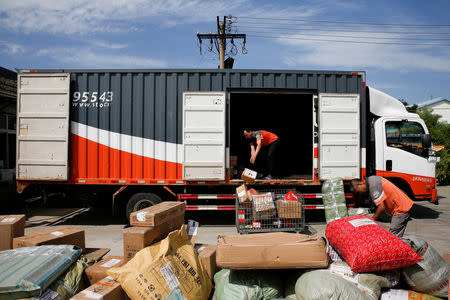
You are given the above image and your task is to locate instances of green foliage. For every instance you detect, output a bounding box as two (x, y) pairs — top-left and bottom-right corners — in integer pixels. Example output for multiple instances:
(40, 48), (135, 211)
(417, 107), (450, 185)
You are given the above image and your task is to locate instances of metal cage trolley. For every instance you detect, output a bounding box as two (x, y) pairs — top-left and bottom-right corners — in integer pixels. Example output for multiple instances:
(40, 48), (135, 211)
(236, 189), (305, 234)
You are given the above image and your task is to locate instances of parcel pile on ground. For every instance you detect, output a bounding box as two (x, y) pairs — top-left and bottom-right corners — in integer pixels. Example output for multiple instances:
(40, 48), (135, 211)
(0, 195), (449, 300)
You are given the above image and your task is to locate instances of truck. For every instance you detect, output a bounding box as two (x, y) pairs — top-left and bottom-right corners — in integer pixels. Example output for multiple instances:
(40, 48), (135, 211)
(15, 69), (439, 218)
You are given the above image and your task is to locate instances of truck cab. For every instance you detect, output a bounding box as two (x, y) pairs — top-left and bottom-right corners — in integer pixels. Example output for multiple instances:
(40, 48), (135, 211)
(368, 87), (438, 202)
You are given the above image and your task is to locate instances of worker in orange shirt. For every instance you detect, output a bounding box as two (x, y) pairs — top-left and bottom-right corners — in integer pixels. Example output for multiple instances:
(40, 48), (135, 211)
(351, 176), (415, 237)
(243, 128), (279, 180)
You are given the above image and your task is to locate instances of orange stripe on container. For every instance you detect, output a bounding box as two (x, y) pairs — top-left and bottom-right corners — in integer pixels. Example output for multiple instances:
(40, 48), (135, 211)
(70, 134), (182, 182)
(314, 148), (318, 159)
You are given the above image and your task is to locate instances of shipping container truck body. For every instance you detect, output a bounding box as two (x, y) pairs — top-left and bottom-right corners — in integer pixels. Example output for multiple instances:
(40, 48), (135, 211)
(15, 69), (438, 216)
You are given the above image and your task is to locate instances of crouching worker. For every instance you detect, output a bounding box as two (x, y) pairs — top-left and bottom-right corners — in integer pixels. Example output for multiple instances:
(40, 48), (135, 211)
(351, 176), (414, 237)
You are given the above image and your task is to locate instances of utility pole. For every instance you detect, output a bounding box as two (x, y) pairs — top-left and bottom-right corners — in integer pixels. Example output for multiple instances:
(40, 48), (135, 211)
(197, 16), (246, 69)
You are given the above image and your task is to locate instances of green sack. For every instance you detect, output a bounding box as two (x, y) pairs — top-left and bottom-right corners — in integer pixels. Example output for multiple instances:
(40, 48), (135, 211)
(47, 256), (95, 299)
(214, 269), (283, 300)
(295, 270), (372, 300)
(322, 178), (348, 224)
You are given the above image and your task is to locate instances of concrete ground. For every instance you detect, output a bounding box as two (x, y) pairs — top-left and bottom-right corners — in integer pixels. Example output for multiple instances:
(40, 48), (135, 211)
(19, 185), (450, 256)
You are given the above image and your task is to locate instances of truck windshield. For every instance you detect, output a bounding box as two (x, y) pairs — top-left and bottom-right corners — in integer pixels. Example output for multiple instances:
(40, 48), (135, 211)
(385, 121), (427, 157)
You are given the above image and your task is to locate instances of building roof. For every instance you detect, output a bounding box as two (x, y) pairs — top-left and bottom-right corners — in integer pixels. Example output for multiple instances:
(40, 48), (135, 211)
(0, 67), (17, 100)
(417, 97), (449, 108)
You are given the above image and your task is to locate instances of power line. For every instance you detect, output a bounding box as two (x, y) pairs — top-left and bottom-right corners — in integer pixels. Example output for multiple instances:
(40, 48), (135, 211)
(242, 30), (450, 41)
(247, 34), (450, 46)
(237, 16), (450, 28)
(233, 25), (450, 35)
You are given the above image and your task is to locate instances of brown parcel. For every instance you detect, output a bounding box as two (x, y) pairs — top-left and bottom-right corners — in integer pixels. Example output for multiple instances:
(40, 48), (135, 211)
(241, 168), (257, 184)
(13, 226), (85, 251)
(108, 226), (212, 300)
(70, 276), (126, 300)
(252, 193), (276, 220)
(0, 215), (26, 251)
(130, 201), (185, 227)
(216, 232), (328, 269)
(276, 200), (302, 219)
(85, 256), (126, 285)
(236, 184), (251, 204)
(83, 248), (111, 262)
(196, 244), (218, 280)
(123, 214), (184, 261)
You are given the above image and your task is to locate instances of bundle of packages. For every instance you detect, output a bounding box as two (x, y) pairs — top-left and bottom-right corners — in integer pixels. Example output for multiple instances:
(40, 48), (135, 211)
(322, 178), (348, 223)
(326, 215), (422, 272)
(252, 193), (276, 220)
(0, 245), (81, 299)
(402, 235), (449, 298)
(214, 269), (283, 300)
(108, 225), (212, 300)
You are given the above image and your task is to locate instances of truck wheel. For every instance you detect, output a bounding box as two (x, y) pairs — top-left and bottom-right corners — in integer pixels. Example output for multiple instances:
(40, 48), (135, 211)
(126, 193), (162, 221)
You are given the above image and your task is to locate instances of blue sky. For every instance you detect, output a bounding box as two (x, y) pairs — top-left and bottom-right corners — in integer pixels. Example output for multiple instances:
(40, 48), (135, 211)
(1, 0), (449, 104)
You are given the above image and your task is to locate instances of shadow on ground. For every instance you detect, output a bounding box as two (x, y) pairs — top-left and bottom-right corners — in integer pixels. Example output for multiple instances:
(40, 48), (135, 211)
(411, 203), (441, 219)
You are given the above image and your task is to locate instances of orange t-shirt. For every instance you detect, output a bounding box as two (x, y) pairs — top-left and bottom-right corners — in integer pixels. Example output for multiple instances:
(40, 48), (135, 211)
(253, 130), (278, 147)
(371, 177), (413, 215)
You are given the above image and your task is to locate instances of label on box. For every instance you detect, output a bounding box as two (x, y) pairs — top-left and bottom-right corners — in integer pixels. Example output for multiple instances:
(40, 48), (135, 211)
(1, 217), (16, 223)
(349, 218), (377, 228)
(136, 211), (148, 222)
(187, 220), (199, 237)
(160, 264), (180, 290)
(81, 290), (103, 299)
(237, 190), (246, 198)
(51, 231), (64, 236)
(252, 222), (261, 228)
(101, 258), (122, 268)
(195, 245), (206, 254)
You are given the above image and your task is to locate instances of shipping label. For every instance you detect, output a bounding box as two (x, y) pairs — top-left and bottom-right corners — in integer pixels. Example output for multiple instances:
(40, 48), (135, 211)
(101, 258), (122, 268)
(1, 217), (16, 223)
(349, 218), (377, 228)
(160, 264), (180, 290)
(136, 211), (148, 222)
(51, 231), (64, 236)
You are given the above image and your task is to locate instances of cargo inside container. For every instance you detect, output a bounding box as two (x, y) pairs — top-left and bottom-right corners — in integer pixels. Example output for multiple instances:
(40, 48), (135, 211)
(229, 91), (313, 180)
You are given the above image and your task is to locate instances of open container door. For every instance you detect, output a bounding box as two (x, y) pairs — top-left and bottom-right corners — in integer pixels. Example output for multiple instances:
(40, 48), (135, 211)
(182, 91), (226, 181)
(318, 93), (360, 180)
(16, 73), (70, 181)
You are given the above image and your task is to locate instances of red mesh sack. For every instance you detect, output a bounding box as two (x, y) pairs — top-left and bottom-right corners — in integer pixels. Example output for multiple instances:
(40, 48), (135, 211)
(325, 215), (422, 272)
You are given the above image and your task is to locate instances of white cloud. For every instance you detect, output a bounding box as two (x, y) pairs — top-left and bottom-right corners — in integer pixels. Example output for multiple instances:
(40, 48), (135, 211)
(37, 48), (167, 68)
(278, 31), (450, 72)
(0, 0), (330, 35)
(0, 41), (25, 54)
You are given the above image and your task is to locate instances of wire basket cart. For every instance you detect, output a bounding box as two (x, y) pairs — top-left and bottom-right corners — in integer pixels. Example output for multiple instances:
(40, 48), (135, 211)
(235, 189), (305, 234)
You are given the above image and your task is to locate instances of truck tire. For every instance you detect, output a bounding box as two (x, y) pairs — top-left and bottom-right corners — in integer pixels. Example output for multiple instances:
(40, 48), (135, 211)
(126, 193), (162, 221)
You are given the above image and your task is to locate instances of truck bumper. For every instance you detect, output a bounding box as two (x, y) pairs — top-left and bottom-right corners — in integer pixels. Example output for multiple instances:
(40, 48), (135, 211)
(431, 188), (438, 203)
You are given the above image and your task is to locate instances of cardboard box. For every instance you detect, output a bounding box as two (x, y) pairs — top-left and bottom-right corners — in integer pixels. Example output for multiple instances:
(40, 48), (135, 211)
(83, 248), (111, 262)
(13, 226), (85, 251)
(216, 232), (328, 269)
(129, 201), (185, 227)
(252, 193), (276, 220)
(85, 256), (126, 284)
(0, 215), (26, 251)
(123, 215), (184, 261)
(70, 276), (126, 300)
(195, 244), (218, 280)
(241, 168), (257, 184)
(236, 184), (251, 204)
(276, 200), (302, 219)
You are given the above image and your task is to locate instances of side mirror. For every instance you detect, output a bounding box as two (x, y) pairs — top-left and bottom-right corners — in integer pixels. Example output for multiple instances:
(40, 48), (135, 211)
(422, 134), (431, 149)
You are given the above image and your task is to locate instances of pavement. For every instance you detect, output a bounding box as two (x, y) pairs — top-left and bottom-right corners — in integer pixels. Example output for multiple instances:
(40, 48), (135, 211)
(19, 185), (450, 256)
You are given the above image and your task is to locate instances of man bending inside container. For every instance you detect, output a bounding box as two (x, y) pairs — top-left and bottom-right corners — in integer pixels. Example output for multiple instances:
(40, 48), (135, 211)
(350, 176), (415, 237)
(243, 128), (279, 180)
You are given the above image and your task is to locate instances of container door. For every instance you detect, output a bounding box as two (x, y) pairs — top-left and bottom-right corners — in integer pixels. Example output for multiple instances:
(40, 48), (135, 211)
(16, 73), (70, 180)
(183, 91), (226, 181)
(318, 93), (360, 180)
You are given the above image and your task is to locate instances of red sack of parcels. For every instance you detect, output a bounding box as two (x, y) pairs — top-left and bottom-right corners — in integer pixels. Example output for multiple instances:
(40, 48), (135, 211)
(284, 191), (300, 201)
(325, 215), (422, 273)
